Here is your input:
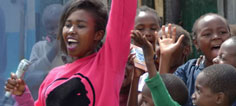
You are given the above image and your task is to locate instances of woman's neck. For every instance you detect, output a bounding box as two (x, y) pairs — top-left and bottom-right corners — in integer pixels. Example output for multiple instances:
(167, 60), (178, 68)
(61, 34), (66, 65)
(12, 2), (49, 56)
(71, 49), (97, 62)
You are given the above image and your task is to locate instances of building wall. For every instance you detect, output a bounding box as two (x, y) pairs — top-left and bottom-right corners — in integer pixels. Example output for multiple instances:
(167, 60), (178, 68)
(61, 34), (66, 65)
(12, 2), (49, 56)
(218, 0), (236, 24)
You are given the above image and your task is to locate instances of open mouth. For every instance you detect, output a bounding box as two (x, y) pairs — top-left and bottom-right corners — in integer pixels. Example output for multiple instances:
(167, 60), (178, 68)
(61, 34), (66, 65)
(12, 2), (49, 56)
(68, 39), (78, 45)
(211, 45), (221, 50)
(67, 38), (79, 50)
(210, 44), (221, 57)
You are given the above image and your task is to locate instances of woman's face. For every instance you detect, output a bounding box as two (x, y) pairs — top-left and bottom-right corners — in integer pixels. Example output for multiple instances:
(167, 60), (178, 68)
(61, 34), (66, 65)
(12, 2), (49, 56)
(194, 15), (230, 65)
(135, 11), (160, 44)
(62, 9), (98, 59)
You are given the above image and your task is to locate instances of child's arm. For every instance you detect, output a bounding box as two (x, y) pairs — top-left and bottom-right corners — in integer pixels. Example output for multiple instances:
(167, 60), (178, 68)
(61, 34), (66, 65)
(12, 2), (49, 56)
(145, 73), (180, 106)
(131, 27), (182, 106)
(127, 68), (144, 106)
(157, 24), (184, 74)
(126, 53), (144, 106)
(131, 30), (157, 78)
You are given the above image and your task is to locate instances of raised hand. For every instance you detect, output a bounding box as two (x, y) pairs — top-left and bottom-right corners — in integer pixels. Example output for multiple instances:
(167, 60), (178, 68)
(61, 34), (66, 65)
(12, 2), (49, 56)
(131, 30), (155, 60)
(157, 24), (184, 56)
(5, 73), (26, 96)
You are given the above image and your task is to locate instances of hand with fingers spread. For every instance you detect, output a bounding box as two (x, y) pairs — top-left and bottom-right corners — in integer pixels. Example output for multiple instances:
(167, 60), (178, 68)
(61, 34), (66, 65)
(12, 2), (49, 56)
(5, 73), (26, 96)
(157, 24), (185, 57)
(157, 24), (185, 74)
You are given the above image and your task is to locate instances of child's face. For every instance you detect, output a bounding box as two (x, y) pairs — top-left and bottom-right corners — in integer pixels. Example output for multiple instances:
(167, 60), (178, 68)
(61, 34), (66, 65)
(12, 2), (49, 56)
(213, 39), (236, 67)
(45, 18), (59, 38)
(194, 15), (230, 64)
(135, 11), (160, 44)
(192, 72), (218, 106)
(62, 9), (97, 58)
(138, 86), (154, 106)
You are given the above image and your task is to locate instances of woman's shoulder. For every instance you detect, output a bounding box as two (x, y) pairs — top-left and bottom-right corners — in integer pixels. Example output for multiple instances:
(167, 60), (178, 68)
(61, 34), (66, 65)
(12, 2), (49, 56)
(49, 64), (67, 74)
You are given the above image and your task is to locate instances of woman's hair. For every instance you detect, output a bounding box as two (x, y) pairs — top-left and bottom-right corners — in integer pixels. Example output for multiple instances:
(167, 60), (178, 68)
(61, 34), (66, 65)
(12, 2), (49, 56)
(191, 13), (230, 40)
(202, 64), (236, 105)
(58, 0), (108, 54)
(136, 6), (161, 26)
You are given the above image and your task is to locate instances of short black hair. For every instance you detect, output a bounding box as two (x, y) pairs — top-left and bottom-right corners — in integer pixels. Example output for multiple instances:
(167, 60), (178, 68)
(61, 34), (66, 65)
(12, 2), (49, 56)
(160, 74), (188, 105)
(58, 0), (108, 54)
(42, 4), (63, 27)
(192, 13), (230, 40)
(202, 64), (236, 105)
(136, 6), (161, 26)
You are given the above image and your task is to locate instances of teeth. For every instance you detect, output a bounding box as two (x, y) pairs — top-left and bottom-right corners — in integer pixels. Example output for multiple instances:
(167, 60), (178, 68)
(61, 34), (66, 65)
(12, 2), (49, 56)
(68, 39), (78, 43)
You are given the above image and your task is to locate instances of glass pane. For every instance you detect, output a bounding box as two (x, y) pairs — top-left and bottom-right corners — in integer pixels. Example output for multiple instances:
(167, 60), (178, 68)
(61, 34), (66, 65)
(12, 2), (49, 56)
(0, 0), (64, 105)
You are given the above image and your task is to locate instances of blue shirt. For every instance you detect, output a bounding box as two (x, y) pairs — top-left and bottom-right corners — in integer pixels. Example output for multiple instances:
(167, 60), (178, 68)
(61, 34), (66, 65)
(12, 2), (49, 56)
(174, 59), (205, 106)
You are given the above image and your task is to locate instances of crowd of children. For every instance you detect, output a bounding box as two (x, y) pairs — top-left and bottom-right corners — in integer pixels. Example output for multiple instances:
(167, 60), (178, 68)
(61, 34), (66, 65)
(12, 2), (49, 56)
(4, 0), (236, 106)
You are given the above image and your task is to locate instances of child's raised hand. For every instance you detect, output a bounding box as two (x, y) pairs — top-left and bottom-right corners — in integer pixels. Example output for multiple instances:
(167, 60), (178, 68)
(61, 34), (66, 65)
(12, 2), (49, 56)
(131, 30), (153, 51)
(131, 30), (155, 59)
(5, 73), (26, 96)
(157, 24), (184, 56)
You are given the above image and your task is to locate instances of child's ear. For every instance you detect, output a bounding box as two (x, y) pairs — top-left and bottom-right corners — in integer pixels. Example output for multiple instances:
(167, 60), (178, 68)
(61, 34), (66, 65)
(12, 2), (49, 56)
(215, 92), (225, 105)
(94, 30), (105, 41)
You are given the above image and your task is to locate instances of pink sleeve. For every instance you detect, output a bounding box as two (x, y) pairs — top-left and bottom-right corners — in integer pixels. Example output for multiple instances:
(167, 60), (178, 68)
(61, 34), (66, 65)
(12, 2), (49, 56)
(101, 0), (137, 72)
(13, 85), (34, 106)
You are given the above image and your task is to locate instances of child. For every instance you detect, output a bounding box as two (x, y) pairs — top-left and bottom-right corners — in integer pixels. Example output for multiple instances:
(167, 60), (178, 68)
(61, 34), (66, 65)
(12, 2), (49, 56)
(120, 6), (161, 106)
(213, 36), (236, 106)
(139, 74), (189, 106)
(213, 36), (236, 67)
(138, 23), (192, 92)
(5, 0), (137, 105)
(120, 54), (136, 106)
(24, 4), (64, 100)
(131, 24), (188, 106)
(132, 6), (162, 93)
(133, 5), (161, 51)
(171, 13), (231, 106)
(192, 64), (236, 106)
